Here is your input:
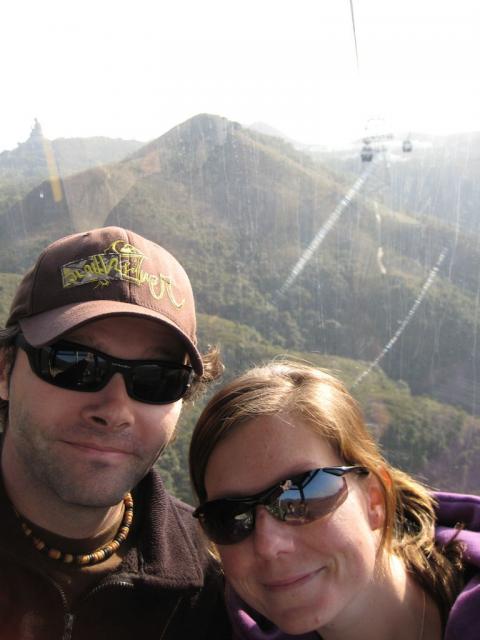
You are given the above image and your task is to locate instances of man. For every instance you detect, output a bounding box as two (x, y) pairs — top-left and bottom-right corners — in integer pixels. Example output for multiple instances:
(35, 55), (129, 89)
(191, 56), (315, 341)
(0, 226), (230, 639)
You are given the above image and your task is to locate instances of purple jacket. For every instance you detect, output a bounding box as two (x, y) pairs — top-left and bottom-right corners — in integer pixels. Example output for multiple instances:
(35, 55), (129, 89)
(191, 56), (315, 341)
(436, 492), (480, 640)
(227, 492), (480, 640)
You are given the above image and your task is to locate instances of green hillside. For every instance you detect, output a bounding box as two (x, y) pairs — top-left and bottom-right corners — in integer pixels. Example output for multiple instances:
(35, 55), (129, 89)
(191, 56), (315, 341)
(0, 114), (478, 413)
(0, 273), (22, 326)
(162, 314), (480, 503)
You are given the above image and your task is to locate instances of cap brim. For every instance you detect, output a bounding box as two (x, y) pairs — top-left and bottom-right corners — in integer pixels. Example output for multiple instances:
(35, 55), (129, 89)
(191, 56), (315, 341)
(19, 301), (204, 376)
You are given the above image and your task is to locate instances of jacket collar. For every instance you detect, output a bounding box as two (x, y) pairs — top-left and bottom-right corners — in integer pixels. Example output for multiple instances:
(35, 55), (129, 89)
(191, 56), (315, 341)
(121, 469), (208, 590)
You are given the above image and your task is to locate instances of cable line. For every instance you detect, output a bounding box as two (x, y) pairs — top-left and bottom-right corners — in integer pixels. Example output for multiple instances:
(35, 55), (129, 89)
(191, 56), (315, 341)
(352, 247), (449, 388)
(277, 159), (377, 297)
(349, 0), (360, 73)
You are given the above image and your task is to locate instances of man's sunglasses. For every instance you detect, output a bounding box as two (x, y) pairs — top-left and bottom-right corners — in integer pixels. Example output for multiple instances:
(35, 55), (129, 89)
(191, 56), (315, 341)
(193, 465), (369, 545)
(16, 334), (193, 405)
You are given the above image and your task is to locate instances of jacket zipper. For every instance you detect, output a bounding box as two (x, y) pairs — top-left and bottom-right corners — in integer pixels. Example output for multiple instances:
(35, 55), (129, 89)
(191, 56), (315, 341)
(0, 550), (135, 640)
(79, 578), (135, 601)
(63, 613), (75, 640)
(78, 580), (184, 640)
(60, 579), (135, 640)
(1, 550), (188, 639)
(158, 594), (184, 640)
(0, 549), (75, 639)
(64, 579), (137, 639)
(37, 574), (74, 640)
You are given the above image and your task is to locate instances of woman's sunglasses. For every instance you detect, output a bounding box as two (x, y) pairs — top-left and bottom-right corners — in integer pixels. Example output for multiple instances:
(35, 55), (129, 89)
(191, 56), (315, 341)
(16, 334), (193, 405)
(193, 466), (369, 545)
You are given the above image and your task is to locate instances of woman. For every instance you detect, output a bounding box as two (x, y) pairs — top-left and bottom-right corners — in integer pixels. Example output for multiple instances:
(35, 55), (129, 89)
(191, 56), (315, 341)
(189, 360), (480, 640)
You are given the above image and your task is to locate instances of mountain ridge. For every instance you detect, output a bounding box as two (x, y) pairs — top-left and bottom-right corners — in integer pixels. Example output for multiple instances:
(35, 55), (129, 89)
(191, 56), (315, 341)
(0, 113), (478, 419)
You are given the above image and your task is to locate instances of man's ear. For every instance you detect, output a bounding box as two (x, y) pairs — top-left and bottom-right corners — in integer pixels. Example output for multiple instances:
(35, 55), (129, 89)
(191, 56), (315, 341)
(365, 470), (389, 531)
(0, 348), (11, 401)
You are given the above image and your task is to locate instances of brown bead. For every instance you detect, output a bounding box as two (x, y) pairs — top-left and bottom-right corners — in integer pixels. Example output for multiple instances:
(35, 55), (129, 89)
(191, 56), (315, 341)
(93, 551), (106, 563)
(48, 549), (62, 560)
(33, 538), (46, 551)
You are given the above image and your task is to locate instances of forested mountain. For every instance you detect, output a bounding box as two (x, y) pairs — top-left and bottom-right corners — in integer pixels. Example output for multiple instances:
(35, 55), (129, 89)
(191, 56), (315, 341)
(0, 113), (479, 501)
(0, 120), (143, 214)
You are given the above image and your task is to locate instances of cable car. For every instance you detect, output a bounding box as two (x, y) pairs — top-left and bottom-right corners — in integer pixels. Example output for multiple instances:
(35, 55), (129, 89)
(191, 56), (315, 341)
(361, 144), (373, 162)
(402, 139), (413, 152)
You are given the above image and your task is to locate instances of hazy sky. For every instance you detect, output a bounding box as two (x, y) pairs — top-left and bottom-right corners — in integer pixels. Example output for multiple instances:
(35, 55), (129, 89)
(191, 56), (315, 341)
(1, 0), (479, 152)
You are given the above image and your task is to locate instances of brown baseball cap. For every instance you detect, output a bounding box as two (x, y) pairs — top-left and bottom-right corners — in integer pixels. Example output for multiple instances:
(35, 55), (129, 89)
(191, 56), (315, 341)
(6, 226), (203, 375)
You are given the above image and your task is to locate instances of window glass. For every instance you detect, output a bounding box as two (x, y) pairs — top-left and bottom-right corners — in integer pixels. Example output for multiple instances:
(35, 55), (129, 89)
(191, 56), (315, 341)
(1, 0), (479, 502)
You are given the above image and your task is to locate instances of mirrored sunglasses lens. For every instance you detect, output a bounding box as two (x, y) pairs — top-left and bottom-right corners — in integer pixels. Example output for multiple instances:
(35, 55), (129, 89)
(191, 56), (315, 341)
(277, 471), (347, 522)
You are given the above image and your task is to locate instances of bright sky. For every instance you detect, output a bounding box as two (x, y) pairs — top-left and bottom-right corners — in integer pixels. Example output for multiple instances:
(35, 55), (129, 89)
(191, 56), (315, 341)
(1, 0), (479, 152)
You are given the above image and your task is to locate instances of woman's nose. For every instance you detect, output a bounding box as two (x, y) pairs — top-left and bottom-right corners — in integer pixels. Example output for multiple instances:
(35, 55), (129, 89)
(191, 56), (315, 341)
(251, 506), (296, 558)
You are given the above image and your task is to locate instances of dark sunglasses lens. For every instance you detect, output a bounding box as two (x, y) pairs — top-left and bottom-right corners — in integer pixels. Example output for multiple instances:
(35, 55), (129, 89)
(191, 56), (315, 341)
(200, 502), (255, 545)
(130, 365), (191, 403)
(277, 470), (347, 522)
(27, 339), (192, 404)
(38, 346), (108, 391)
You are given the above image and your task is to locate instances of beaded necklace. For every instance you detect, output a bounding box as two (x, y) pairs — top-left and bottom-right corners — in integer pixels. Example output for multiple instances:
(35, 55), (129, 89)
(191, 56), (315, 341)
(15, 492), (134, 566)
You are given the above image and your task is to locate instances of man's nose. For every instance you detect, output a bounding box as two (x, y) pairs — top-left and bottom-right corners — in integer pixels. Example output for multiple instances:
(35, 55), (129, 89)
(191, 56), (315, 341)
(79, 373), (135, 431)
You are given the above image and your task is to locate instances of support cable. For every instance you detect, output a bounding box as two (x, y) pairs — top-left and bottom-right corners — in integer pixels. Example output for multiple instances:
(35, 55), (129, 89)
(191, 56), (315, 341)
(352, 247), (449, 388)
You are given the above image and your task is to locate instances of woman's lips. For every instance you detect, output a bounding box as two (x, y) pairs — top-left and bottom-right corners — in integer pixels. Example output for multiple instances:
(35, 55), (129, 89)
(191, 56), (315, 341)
(263, 568), (324, 590)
